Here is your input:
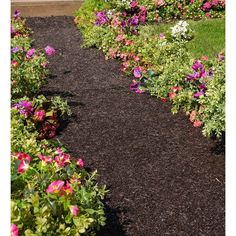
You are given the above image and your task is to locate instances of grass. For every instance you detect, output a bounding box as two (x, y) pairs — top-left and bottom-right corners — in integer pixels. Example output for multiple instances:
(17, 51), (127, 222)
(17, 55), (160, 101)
(140, 18), (225, 59)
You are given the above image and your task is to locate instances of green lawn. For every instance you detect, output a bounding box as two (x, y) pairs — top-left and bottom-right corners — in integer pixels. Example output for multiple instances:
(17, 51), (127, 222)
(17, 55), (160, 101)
(140, 18), (225, 59)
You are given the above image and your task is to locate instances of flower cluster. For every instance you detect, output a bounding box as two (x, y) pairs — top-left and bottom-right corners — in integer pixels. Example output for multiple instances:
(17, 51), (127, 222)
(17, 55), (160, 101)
(171, 21), (192, 40)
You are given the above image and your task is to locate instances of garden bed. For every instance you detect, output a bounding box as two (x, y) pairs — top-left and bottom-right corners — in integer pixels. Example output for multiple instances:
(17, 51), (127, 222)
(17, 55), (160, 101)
(27, 16), (225, 235)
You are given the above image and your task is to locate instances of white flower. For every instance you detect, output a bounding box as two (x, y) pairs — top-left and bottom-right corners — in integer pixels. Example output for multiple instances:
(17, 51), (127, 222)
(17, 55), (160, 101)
(171, 21), (191, 40)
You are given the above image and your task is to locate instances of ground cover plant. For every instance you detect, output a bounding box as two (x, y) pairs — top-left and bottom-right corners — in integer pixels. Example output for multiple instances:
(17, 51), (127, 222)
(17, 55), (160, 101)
(75, 0), (225, 138)
(11, 11), (107, 235)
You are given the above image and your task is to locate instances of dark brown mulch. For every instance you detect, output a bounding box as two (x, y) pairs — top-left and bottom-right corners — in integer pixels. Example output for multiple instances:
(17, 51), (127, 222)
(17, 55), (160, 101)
(27, 16), (225, 236)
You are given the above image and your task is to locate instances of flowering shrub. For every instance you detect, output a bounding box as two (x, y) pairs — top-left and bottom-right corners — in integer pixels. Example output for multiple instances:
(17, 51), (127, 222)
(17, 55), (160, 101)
(11, 148), (107, 235)
(170, 20), (193, 40)
(11, 12), (107, 235)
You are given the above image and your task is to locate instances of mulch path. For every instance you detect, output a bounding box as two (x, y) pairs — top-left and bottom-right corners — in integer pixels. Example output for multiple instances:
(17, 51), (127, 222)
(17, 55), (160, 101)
(27, 16), (225, 236)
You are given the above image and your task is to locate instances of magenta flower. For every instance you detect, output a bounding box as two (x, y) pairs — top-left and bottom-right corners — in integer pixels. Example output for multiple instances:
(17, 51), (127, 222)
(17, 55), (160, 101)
(44, 46), (55, 56)
(63, 181), (73, 195)
(133, 67), (142, 78)
(202, 2), (212, 11)
(34, 110), (46, 122)
(192, 60), (204, 71)
(13, 10), (20, 19)
(76, 158), (84, 168)
(130, 81), (144, 94)
(14, 100), (33, 117)
(55, 153), (71, 167)
(95, 11), (109, 26)
(130, 1), (138, 8)
(17, 160), (30, 174)
(26, 48), (36, 58)
(194, 91), (205, 98)
(11, 60), (18, 67)
(46, 180), (64, 194)
(11, 224), (19, 236)
(70, 205), (79, 216)
(38, 154), (53, 164)
(130, 15), (139, 26)
(16, 152), (32, 162)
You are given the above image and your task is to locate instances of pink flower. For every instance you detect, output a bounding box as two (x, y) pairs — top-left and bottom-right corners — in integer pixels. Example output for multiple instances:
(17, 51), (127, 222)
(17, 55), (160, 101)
(171, 86), (182, 92)
(193, 120), (202, 128)
(70, 177), (81, 187)
(201, 55), (209, 61)
(189, 110), (197, 122)
(203, 2), (212, 11)
(168, 92), (176, 100)
(156, 0), (165, 7)
(34, 109), (45, 122)
(46, 180), (64, 194)
(116, 34), (125, 42)
(11, 224), (19, 236)
(38, 154), (53, 164)
(70, 205), (79, 216)
(159, 33), (165, 39)
(125, 40), (133, 46)
(17, 160), (29, 174)
(11, 60), (18, 67)
(108, 48), (117, 58)
(133, 55), (140, 61)
(190, 0), (195, 3)
(63, 181), (73, 195)
(130, 1), (138, 8)
(133, 66), (142, 78)
(76, 158), (84, 168)
(26, 48), (36, 58)
(15, 152), (32, 162)
(44, 46), (55, 56)
(55, 153), (71, 167)
(205, 12), (211, 18)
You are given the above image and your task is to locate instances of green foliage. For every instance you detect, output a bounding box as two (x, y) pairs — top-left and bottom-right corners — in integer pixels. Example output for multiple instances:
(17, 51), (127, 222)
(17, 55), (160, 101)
(199, 59), (225, 137)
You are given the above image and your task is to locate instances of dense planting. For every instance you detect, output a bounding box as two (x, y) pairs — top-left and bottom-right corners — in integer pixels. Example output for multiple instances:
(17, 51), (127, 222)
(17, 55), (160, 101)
(75, 0), (225, 138)
(11, 11), (107, 235)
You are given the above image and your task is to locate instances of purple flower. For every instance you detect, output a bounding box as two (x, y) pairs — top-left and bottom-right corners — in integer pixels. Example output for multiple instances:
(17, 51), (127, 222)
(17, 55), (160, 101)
(12, 46), (19, 53)
(26, 48), (36, 58)
(14, 10), (20, 18)
(129, 15), (139, 26)
(192, 60), (204, 71)
(133, 67), (142, 78)
(218, 54), (225, 61)
(14, 100), (33, 117)
(208, 68), (213, 76)
(159, 33), (165, 39)
(95, 11), (108, 26)
(44, 46), (55, 56)
(186, 72), (201, 80)
(130, 82), (144, 94)
(193, 91), (205, 98)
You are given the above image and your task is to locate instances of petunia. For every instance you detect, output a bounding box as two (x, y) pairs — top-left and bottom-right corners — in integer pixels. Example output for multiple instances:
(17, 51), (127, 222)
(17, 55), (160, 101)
(133, 67), (142, 78)
(55, 153), (71, 167)
(192, 60), (204, 72)
(46, 180), (64, 194)
(26, 48), (36, 58)
(130, 15), (139, 26)
(70, 205), (79, 216)
(193, 91), (205, 98)
(189, 110), (197, 122)
(11, 46), (19, 53)
(11, 224), (19, 236)
(76, 158), (84, 168)
(17, 160), (29, 174)
(44, 46), (55, 56)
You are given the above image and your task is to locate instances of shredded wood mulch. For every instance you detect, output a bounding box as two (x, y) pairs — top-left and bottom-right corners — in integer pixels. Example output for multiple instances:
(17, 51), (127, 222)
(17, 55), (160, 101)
(27, 16), (225, 236)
